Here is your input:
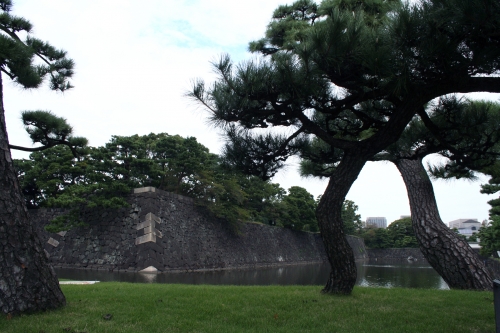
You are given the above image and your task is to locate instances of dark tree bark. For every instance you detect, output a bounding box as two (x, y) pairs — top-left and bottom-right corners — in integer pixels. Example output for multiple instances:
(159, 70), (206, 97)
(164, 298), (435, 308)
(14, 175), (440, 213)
(0, 73), (66, 316)
(395, 158), (492, 290)
(317, 154), (367, 294)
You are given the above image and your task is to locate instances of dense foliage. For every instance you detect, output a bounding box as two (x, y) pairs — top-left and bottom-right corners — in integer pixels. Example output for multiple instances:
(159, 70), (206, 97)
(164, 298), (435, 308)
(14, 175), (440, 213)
(15, 133), (354, 233)
(477, 217), (500, 257)
(478, 164), (500, 256)
(362, 217), (418, 249)
(341, 200), (362, 235)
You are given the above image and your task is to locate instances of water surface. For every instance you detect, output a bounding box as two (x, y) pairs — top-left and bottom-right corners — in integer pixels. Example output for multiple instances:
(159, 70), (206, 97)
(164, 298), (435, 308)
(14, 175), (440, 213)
(55, 259), (449, 289)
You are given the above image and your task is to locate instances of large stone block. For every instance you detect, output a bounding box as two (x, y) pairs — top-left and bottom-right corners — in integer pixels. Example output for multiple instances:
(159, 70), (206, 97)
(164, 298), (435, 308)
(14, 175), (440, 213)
(47, 237), (60, 247)
(136, 233), (156, 245)
(134, 187), (156, 194)
(139, 265), (158, 273)
(136, 220), (155, 230)
(145, 212), (161, 223)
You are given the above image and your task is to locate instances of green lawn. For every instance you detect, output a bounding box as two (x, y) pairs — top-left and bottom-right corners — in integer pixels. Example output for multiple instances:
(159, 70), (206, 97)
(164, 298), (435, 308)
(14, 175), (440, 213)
(1, 283), (494, 333)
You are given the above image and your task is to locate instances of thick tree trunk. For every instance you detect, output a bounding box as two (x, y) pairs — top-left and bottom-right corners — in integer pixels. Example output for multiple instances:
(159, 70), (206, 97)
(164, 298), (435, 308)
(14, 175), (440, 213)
(0, 73), (66, 316)
(395, 158), (492, 290)
(317, 154), (367, 294)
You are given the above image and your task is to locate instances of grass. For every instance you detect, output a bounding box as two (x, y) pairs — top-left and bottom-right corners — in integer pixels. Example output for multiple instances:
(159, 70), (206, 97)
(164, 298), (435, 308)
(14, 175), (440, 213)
(0, 283), (494, 333)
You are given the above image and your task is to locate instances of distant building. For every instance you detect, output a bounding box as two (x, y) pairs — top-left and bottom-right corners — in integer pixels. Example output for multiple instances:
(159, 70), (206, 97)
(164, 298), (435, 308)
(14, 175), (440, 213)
(366, 217), (387, 229)
(448, 219), (482, 237)
(400, 215), (411, 219)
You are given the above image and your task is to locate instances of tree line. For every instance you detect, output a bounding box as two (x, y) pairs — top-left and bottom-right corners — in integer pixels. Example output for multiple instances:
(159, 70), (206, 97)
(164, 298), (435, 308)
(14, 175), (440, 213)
(14, 133), (352, 233)
(361, 217), (418, 249)
(14, 136), (424, 249)
(15, 128), (428, 250)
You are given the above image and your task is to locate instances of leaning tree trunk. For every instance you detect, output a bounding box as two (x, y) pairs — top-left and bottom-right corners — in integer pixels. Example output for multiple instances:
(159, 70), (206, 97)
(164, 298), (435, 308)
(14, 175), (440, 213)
(0, 73), (66, 316)
(395, 158), (492, 290)
(317, 154), (367, 294)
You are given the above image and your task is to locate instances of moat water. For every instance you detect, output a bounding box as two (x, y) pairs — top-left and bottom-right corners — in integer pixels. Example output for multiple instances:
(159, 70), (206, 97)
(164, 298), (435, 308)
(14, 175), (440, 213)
(55, 259), (449, 289)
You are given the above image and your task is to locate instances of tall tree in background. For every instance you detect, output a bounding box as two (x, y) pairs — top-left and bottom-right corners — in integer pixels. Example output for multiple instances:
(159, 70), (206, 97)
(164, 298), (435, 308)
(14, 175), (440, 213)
(0, 0), (74, 315)
(190, 0), (500, 294)
(341, 200), (362, 235)
(476, 155), (500, 256)
(315, 98), (498, 287)
(477, 216), (500, 257)
(386, 217), (418, 248)
(480, 163), (500, 218)
(281, 186), (318, 231)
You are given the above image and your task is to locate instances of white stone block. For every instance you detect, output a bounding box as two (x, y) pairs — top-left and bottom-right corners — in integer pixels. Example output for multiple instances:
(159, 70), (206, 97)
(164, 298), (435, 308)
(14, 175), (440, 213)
(139, 266), (158, 273)
(135, 220), (155, 230)
(145, 212), (161, 223)
(135, 233), (156, 245)
(47, 237), (59, 247)
(143, 226), (153, 234)
(133, 187), (156, 193)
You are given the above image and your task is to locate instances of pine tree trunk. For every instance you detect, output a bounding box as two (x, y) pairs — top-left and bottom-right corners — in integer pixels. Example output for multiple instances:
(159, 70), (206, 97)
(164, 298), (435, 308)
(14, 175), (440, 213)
(0, 73), (66, 316)
(317, 154), (366, 294)
(395, 158), (492, 290)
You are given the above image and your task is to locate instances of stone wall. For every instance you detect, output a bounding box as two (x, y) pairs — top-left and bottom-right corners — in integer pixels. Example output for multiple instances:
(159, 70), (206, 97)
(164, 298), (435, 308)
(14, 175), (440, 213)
(366, 248), (499, 284)
(32, 187), (367, 272)
(366, 248), (427, 261)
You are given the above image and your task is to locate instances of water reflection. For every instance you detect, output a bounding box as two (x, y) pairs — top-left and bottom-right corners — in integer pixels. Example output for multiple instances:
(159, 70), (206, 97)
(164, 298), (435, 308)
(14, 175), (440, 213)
(357, 259), (449, 289)
(55, 259), (449, 289)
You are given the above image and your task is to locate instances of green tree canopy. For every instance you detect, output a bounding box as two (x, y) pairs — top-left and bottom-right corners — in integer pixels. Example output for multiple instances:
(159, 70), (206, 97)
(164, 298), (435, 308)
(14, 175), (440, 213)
(477, 217), (500, 257)
(480, 162), (500, 218)
(386, 217), (418, 248)
(281, 186), (318, 231)
(362, 227), (392, 249)
(341, 200), (362, 235)
(15, 133), (302, 232)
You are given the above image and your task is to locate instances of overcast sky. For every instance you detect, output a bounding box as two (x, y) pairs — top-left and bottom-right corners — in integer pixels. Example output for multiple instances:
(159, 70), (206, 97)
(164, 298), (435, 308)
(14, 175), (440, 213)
(4, 0), (499, 225)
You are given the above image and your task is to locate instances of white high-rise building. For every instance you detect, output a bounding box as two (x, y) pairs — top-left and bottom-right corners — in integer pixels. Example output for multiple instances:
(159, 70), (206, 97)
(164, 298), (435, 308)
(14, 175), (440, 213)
(366, 217), (387, 229)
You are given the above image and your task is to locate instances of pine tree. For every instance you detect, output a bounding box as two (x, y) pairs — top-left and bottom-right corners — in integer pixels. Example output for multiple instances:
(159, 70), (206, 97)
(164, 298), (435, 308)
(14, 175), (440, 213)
(303, 99), (499, 289)
(385, 99), (499, 289)
(189, 0), (500, 294)
(0, 0), (74, 315)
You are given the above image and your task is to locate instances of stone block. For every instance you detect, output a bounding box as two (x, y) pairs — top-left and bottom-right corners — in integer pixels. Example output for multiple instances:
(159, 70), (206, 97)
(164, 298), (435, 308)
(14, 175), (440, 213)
(143, 226), (153, 234)
(57, 231), (67, 237)
(145, 212), (161, 224)
(134, 187), (156, 194)
(141, 241), (164, 253)
(136, 233), (156, 245)
(139, 265), (158, 273)
(135, 220), (154, 230)
(47, 237), (59, 247)
(144, 258), (163, 270)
